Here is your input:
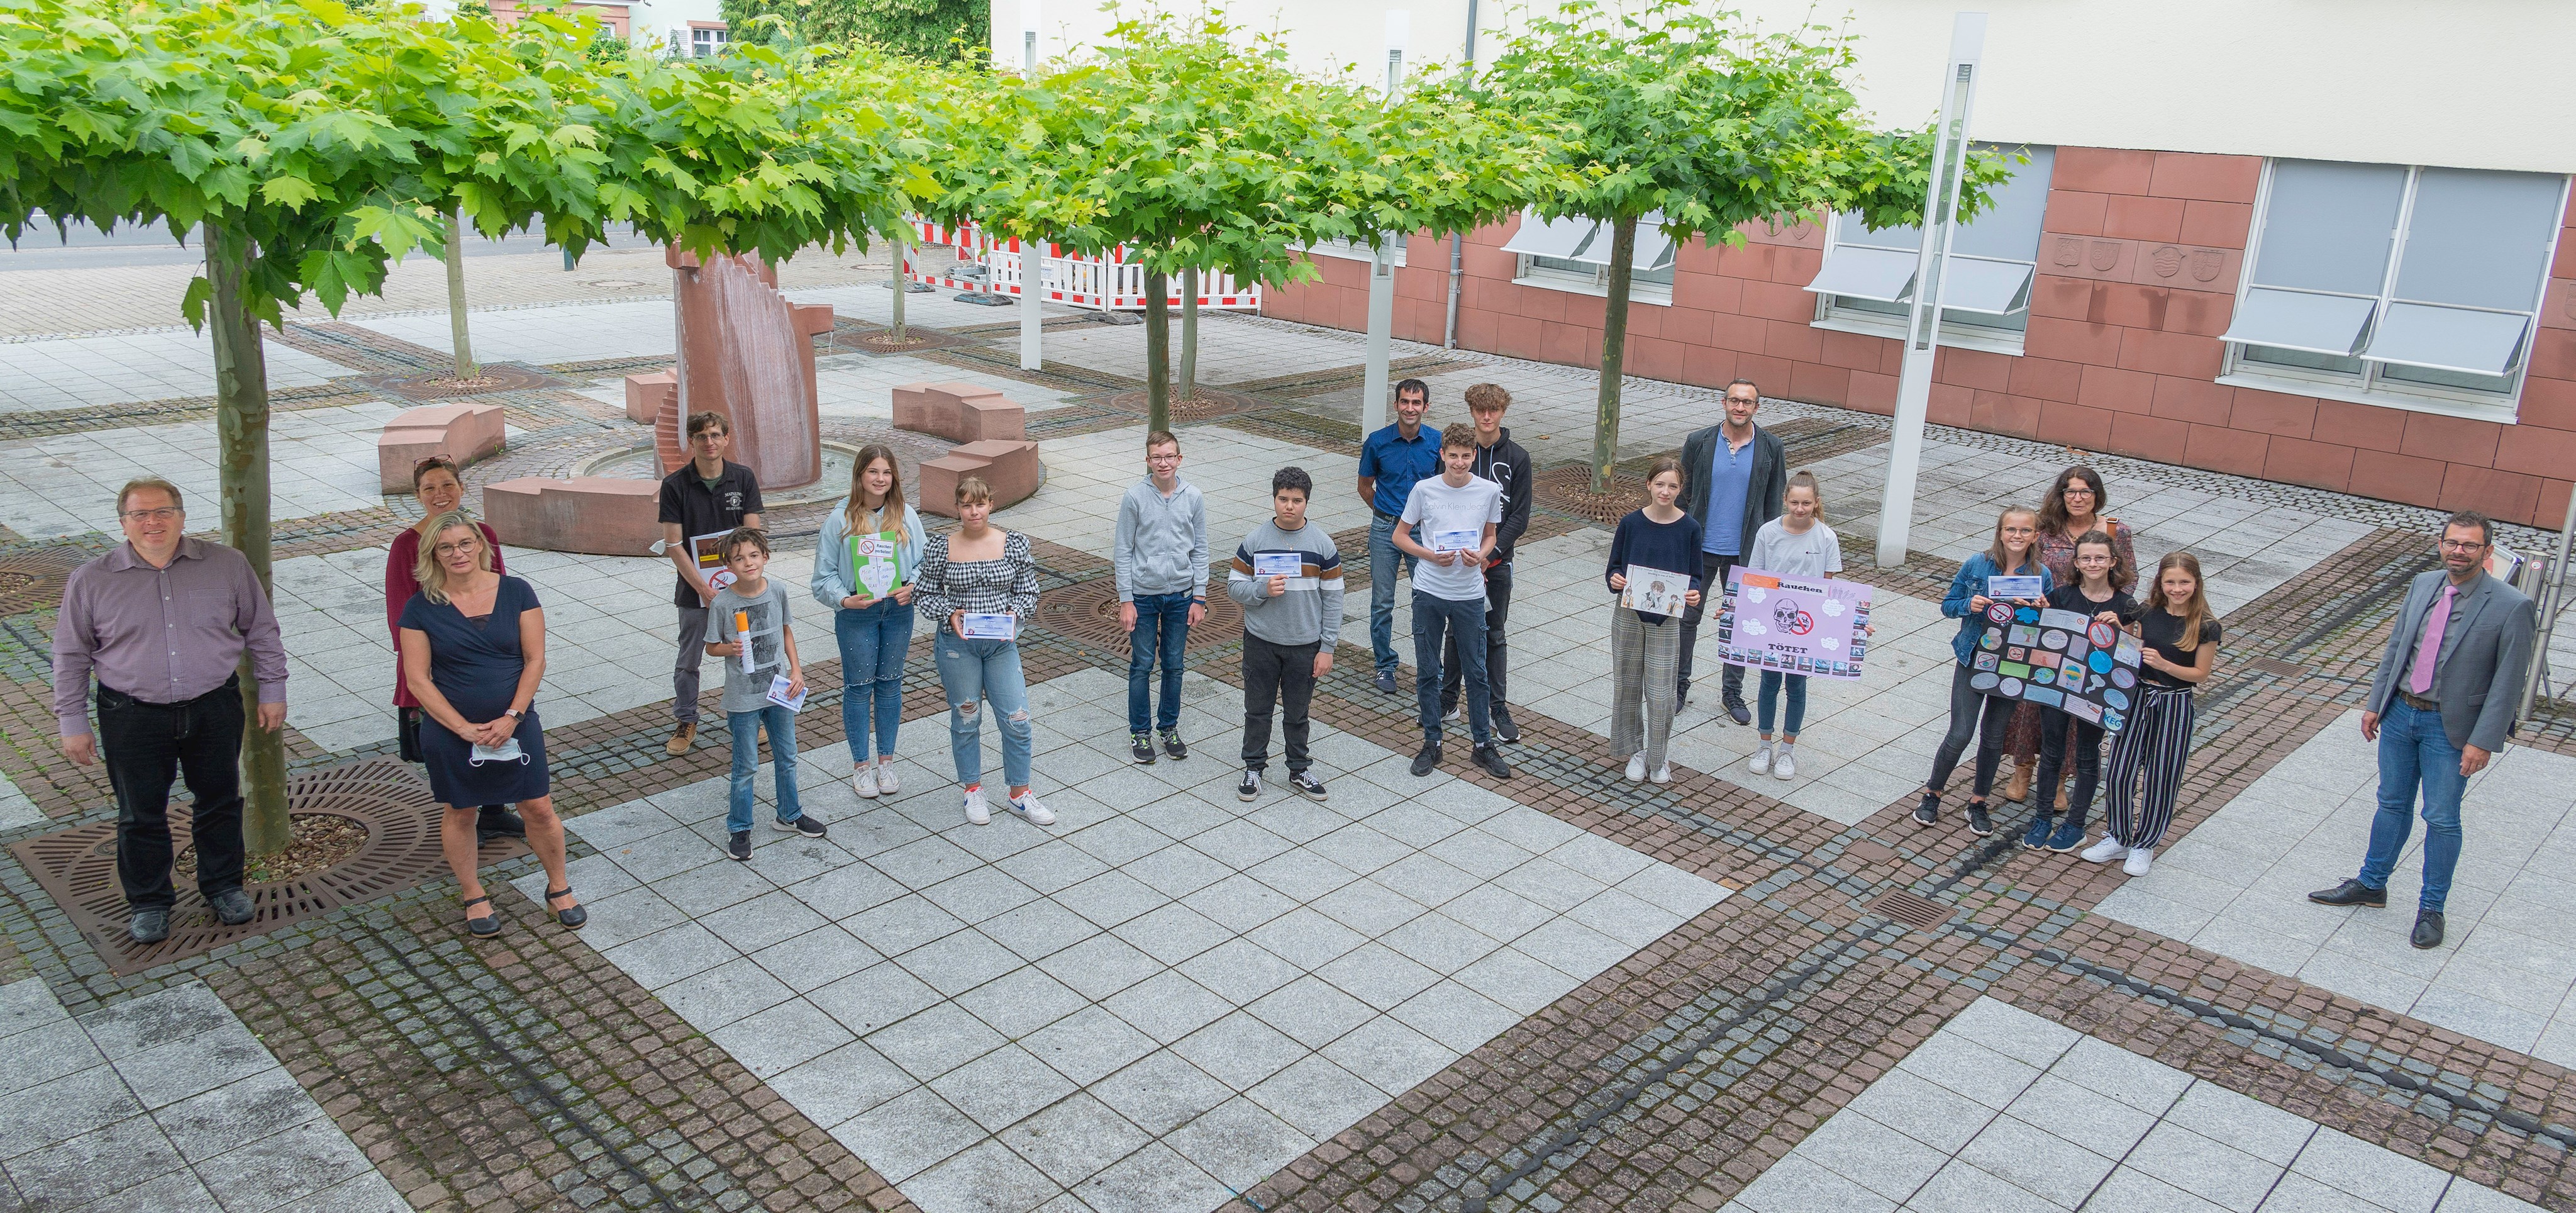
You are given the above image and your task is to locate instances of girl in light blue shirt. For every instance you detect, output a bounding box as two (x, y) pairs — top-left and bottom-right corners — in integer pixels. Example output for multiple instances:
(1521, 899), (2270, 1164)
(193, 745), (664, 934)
(812, 445), (926, 801)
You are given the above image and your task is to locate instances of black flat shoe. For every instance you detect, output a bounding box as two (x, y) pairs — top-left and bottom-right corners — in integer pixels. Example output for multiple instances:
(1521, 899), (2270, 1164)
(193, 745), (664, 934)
(2307, 878), (2387, 908)
(462, 895), (500, 937)
(2411, 910), (2445, 949)
(1964, 800), (1993, 837)
(546, 886), (587, 929)
(1913, 793), (1940, 828)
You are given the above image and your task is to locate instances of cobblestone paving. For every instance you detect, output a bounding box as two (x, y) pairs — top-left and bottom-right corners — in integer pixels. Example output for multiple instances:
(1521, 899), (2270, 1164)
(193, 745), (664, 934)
(6, 284), (2576, 1213)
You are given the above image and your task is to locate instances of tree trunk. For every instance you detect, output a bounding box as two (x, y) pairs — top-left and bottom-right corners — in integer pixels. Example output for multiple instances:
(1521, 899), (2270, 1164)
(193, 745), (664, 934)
(889, 226), (908, 341)
(444, 208), (477, 381)
(1179, 267), (1199, 403)
(207, 223), (291, 858)
(1144, 269), (1171, 432)
(1589, 215), (1638, 494)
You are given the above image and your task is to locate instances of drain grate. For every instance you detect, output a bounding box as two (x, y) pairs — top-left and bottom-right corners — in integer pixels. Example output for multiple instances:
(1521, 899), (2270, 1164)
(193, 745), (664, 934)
(10, 757), (525, 975)
(1106, 388), (1262, 422)
(1866, 888), (1955, 932)
(0, 545), (93, 615)
(1535, 463), (1647, 525)
(1033, 577), (1244, 655)
(366, 364), (563, 400)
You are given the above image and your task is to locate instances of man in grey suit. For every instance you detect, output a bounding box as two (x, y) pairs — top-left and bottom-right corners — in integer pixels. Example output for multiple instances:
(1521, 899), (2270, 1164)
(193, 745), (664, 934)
(1676, 378), (1786, 722)
(2311, 511), (2534, 949)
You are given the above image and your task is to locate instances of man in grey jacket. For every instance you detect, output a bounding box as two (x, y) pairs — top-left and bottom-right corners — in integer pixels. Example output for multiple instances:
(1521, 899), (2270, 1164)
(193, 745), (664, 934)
(1115, 430), (1209, 764)
(1676, 379), (1787, 722)
(2311, 511), (2535, 949)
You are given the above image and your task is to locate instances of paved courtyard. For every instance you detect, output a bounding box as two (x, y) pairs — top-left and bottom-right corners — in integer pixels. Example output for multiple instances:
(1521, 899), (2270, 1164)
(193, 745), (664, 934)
(3, 247), (2575, 1213)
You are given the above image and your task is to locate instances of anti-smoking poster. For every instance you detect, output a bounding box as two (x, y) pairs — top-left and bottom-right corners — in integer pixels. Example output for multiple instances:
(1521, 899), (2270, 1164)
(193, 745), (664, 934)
(1972, 603), (2145, 732)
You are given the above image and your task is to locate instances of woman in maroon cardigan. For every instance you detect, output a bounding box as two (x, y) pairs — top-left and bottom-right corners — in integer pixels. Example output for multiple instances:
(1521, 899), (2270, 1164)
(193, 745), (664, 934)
(389, 456), (524, 843)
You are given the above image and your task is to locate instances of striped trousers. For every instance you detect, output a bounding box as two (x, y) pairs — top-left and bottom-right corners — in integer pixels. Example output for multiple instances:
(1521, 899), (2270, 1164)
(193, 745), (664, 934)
(1610, 604), (1682, 769)
(2104, 683), (2195, 849)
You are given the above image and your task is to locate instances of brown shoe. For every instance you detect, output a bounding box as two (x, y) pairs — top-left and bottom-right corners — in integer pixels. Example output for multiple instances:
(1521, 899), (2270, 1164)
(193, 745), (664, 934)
(2003, 763), (2032, 803)
(665, 721), (697, 756)
(2054, 772), (2071, 811)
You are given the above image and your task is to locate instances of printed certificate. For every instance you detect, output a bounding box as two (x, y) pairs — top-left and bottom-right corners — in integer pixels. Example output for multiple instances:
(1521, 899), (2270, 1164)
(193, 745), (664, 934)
(1431, 528), (1480, 553)
(960, 613), (1018, 640)
(1253, 552), (1304, 578)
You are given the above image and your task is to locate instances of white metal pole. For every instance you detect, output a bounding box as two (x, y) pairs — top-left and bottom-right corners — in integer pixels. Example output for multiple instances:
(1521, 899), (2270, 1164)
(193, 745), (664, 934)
(1875, 12), (1986, 568)
(1019, 0), (1045, 372)
(1362, 10), (1409, 436)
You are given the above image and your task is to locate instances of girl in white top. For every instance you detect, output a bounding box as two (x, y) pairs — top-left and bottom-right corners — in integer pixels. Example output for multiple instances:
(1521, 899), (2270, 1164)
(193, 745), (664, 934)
(1745, 472), (1848, 781)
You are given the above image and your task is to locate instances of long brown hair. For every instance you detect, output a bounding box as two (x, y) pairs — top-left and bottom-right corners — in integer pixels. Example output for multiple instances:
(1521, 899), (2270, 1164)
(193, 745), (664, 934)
(2148, 551), (2211, 652)
(413, 512), (493, 605)
(2072, 528), (2129, 595)
(2037, 464), (2108, 536)
(1984, 506), (2041, 576)
(843, 445), (908, 538)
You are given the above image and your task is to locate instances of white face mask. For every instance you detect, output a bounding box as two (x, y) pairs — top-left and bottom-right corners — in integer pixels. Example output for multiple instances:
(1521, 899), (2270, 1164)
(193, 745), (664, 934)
(470, 737), (527, 765)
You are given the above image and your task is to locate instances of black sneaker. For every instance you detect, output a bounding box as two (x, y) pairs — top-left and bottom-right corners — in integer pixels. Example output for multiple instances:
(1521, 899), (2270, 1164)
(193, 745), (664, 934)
(1375, 669), (1399, 695)
(1472, 744), (1513, 780)
(1289, 771), (1328, 800)
(1675, 681), (1690, 711)
(1725, 700), (1752, 726)
(1130, 732), (1156, 764)
(774, 813), (828, 838)
(208, 888), (254, 926)
(1913, 792), (1940, 828)
(1237, 769), (1261, 802)
(1491, 708), (1521, 744)
(726, 830), (752, 861)
(130, 908), (170, 943)
(1162, 729), (1188, 760)
(1410, 742), (1441, 777)
(1965, 801), (1993, 837)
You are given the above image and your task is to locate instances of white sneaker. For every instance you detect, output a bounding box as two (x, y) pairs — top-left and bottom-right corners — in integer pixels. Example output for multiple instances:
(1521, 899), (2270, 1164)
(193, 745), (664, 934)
(1773, 747), (1796, 780)
(1748, 746), (1772, 776)
(1649, 763), (1672, 784)
(1624, 752), (1646, 781)
(852, 765), (880, 799)
(962, 786), (991, 825)
(2123, 846), (2155, 877)
(874, 759), (900, 796)
(1009, 791), (1056, 826)
(2080, 834), (2129, 864)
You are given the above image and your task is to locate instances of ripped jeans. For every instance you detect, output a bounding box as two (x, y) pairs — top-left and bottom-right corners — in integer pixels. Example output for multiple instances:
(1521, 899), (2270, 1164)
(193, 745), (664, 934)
(932, 634), (1033, 791)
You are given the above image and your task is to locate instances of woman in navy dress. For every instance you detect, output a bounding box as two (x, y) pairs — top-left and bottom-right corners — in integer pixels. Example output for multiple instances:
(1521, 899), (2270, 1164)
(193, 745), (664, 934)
(398, 512), (582, 937)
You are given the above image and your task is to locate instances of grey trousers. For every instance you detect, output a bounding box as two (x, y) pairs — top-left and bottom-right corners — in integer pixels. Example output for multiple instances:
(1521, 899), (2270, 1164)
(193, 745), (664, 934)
(675, 603), (713, 724)
(1609, 604), (1682, 769)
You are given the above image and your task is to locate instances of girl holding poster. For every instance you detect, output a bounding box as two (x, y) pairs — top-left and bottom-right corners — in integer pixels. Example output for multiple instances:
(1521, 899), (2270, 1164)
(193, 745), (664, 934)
(813, 445), (925, 801)
(1604, 457), (1702, 783)
(2021, 531), (2134, 853)
(1743, 472), (1842, 781)
(1918, 506), (2053, 837)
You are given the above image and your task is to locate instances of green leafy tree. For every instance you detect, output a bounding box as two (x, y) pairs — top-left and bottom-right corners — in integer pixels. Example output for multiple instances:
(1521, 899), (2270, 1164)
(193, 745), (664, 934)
(719, 0), (985, 61)
(1470, 0), (2011, 489)
(1, 0), (935, 850)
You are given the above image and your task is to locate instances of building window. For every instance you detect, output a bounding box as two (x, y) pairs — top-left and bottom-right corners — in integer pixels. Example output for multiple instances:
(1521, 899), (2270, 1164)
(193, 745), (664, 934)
(1804, 144), (2054, 356)
(1500, 211), (1675, 305)
(2219, 159), (2567, 418)
(1300, 235), (1404, 267)
(691, 25), (727, 56)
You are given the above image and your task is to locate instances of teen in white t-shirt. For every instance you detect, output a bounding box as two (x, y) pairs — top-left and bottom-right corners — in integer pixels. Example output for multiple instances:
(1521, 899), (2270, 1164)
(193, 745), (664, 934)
(1393, 424), (1510, 780)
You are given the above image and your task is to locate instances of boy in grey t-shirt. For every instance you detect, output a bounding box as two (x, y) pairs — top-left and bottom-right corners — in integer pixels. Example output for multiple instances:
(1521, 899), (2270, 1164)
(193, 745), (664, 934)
(705, 528), (823, 859)
(1225, 466), (1345, 803)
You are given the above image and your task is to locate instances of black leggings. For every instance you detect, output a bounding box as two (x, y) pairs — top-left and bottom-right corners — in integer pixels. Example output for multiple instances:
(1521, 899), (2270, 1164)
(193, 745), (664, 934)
(1926, 664), (2017, 798)
(2031, 710), (2106, 828)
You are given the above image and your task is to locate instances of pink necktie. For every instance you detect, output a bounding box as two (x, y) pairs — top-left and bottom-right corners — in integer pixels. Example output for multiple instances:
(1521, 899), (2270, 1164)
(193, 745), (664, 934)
(2409, 584), (2454, 695)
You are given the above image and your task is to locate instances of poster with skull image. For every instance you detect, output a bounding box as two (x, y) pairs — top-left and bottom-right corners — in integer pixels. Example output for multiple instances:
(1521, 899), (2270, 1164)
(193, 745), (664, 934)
(1713, 567), (1872, 681)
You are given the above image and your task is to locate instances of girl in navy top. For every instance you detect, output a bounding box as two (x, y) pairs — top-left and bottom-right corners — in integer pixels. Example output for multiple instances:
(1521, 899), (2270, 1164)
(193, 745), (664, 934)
(1604, 457), (1702, 782)
(1918, 506), (2052, 837)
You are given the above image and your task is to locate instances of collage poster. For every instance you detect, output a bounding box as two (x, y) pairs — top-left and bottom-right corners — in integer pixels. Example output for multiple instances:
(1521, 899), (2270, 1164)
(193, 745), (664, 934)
(1971, 603), (2146, 733)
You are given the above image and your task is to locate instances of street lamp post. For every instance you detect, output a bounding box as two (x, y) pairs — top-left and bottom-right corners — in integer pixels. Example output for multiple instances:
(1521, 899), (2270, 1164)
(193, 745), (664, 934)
(1360, 9), (1409, 436)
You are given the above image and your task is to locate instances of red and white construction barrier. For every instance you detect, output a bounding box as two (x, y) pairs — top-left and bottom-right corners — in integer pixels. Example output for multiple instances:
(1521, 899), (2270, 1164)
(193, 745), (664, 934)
(902, 217), (1260, 312)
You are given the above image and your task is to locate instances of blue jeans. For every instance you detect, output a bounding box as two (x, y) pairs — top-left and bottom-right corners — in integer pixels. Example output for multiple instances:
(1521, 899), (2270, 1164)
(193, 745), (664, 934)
(835, 597), (915, 763)
(2358, 698), (2467, 912)
(1413, 594), (1489, 746)
(934, 634), (1033, 790)
(726, 705), (802, 835)
(1758, 671), (1807, 736)
(1127, 591), (1192, 735)
(1368, 513), (1418, 674)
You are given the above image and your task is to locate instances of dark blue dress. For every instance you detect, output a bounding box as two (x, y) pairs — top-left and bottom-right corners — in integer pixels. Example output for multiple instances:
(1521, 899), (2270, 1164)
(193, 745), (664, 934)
(399, 576), (549, 805)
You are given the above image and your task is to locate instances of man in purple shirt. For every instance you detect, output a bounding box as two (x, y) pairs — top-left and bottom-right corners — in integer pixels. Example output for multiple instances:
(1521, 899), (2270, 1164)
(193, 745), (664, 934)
(52, 479), (289, 944)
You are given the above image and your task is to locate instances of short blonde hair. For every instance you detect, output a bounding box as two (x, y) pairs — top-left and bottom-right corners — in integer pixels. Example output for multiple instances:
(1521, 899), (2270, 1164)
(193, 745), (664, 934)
(413, 512), (494, 605)
(955, 476), (993, 506)
(117, 478), (184, 515)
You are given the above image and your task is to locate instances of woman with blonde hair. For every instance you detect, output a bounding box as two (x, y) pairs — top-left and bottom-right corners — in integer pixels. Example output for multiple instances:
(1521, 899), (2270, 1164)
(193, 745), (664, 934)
(386, 456), (521, 844)
(913, 477), (1053, 827)
(398, 513), (580, 937)
(2085, 551), (2219, 878)
(813, 444), (925, 800)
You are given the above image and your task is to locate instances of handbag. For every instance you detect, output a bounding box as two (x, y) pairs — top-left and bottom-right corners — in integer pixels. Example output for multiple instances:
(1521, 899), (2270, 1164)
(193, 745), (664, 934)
(398, 707), (425, 763)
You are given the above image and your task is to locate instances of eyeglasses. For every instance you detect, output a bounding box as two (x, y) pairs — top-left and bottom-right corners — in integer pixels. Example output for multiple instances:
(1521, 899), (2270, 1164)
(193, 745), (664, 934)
(2063, 486), (2096, 496)
(2439, 539), (2488, 552)
(120, 507), (182, 522)
(433, 540), (482, 556)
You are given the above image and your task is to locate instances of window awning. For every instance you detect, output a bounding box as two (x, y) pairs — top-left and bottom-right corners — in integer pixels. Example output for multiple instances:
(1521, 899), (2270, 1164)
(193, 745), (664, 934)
(1499, 215), (1596, 260)
(1939, 258), (2034, 315)
(1804, 244), (1917, 303)
(2216, 288), (2375, 357)
(2362, 303), (2531, 377)
(1570, 215), (1677, 272)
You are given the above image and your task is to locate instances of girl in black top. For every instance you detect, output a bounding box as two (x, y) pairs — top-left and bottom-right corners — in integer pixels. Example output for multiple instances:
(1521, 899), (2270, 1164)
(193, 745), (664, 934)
(2023, 531), (2135, 853)
(2085, 551), (2220, 878)
(1604, 457), (1703, 782)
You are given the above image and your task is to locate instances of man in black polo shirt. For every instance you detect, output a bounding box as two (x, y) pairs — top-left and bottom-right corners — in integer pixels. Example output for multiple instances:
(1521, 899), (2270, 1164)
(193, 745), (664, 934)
(658, 411), (763, 755)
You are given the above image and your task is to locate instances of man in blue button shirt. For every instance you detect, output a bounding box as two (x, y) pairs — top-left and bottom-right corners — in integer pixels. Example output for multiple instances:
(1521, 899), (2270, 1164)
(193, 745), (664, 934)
(1355, 379), (1441, 693)
(1677, 378), (1785, 723)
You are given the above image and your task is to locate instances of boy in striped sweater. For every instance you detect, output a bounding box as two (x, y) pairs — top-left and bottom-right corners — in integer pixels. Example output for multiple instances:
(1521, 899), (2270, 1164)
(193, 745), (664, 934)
(1226, 467), (1345, 802)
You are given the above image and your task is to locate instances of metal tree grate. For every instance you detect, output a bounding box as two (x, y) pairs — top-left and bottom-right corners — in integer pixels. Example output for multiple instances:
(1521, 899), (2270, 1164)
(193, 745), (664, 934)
(1108, 388), (1263, 422)
(1535, 464), (1648, 525)
(1866, 889), (1955, 932)
(1033, 577), (1244, 656)
(10, 757), (525, 975)
(366, 364), (562, 401)
(0, 545), (93, 615)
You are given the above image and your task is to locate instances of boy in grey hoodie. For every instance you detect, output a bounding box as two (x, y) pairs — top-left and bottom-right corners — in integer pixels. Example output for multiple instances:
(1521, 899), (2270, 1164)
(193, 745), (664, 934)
(1226, 466), (1344, 802)
(1114, 430), (1209, 763)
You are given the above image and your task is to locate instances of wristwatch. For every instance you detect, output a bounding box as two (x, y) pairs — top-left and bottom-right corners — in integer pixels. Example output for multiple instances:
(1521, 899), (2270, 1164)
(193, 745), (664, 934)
(504, 707), (524, 720)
